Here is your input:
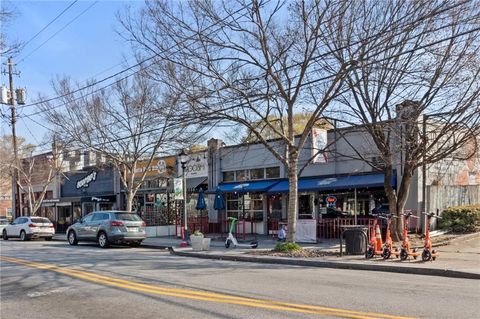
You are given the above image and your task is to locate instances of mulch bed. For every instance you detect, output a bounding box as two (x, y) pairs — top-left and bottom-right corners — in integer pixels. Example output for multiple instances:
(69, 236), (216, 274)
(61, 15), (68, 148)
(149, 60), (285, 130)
(249, 249), (339, 258)
(247, 233), (468, 258)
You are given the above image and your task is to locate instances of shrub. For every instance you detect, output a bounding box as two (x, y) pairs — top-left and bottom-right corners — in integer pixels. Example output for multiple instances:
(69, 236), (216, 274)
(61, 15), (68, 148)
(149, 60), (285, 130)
(274, 242), (301, 253)
(192, 230), (203, 236)
(440, 205), (480, 233)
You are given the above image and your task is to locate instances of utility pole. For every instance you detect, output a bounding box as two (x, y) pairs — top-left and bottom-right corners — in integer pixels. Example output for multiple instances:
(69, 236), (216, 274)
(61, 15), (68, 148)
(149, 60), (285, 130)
(4, 57), (22, 218)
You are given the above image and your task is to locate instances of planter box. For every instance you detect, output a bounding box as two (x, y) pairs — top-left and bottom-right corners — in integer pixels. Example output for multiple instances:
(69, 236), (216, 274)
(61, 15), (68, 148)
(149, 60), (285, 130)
(190, 235), (204, 251)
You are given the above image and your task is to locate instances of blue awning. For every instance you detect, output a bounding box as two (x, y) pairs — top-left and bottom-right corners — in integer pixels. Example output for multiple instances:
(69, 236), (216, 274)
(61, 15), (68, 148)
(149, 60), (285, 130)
(213, 180), (281, 193)
(267, 173), (393, 193)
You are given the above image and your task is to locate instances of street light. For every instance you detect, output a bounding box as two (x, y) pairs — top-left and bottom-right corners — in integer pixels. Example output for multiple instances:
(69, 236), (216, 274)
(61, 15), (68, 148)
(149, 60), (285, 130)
(179, 149), (190, 247)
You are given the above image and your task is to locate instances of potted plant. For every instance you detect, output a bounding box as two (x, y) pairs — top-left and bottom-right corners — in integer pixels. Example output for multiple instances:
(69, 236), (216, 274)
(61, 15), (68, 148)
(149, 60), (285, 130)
(190, 230), (204, 251)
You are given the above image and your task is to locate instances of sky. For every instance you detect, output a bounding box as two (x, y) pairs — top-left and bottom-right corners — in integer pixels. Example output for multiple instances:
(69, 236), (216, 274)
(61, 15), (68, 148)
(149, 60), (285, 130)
(1, 0), (144, 151)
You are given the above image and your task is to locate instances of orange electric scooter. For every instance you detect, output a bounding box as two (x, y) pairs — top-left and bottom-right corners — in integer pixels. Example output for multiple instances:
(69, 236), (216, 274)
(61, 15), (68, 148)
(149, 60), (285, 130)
(421, 212), (441, 261)
(378, 213), (399, 259)
(399, 211), (420, 260)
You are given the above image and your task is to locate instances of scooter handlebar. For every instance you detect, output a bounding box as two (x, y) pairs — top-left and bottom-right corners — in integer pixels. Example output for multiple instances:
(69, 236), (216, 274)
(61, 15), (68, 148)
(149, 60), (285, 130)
(400, 213), (419, 219)
(372, 213), (396, 219)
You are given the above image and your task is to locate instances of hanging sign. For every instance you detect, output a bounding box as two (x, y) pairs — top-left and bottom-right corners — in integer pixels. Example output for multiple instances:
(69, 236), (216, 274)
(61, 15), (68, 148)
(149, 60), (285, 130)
(174, 178), (183, 200)
(311, 128), (328, 163)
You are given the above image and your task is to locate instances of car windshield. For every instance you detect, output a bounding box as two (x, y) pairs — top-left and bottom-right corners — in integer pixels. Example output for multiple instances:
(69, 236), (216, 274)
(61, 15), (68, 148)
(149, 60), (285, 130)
(114, 213), (142, 221)
(31, 218), (51, 224)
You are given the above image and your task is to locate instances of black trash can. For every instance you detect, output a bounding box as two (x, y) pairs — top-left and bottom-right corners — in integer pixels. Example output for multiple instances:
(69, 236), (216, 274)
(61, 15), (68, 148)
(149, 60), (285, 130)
(342, 226), (368, 255)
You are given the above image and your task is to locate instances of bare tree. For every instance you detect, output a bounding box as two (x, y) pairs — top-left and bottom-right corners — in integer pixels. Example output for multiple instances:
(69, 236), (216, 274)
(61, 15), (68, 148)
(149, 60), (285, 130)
(16, 143), (65, 216)
(119, 0), (461, 242)
(324, 0), (480, 238)
(0, 2), (21, 56)
(41, 72), (203, 212)
(0, 135), (35, 189)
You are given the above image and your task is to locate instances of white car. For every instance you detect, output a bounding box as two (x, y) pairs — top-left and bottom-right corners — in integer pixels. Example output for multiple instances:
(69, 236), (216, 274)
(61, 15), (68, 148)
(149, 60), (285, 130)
(2, 216), (55, 241)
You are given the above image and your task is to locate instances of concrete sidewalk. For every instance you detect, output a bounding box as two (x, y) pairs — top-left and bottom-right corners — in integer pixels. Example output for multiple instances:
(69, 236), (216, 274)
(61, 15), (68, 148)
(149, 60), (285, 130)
(53, 233), (480, 279)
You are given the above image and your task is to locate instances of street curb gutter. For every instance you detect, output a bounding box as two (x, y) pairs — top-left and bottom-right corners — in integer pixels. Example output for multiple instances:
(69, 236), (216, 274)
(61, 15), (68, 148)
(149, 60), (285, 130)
(171, 250), (480, 280)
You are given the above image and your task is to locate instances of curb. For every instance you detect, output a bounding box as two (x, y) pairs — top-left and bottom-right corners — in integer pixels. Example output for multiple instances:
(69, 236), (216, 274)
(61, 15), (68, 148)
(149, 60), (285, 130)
(170, 249), (480, 280)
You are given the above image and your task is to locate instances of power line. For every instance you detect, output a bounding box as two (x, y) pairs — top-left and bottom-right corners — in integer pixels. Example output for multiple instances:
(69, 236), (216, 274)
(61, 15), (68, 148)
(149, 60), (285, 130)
(18, 1), (98, 64)
(19, 21), (480, 150)
(20, 1), (79, 52)
(17, 3), (480, 152)
(17, 0), (469, 113)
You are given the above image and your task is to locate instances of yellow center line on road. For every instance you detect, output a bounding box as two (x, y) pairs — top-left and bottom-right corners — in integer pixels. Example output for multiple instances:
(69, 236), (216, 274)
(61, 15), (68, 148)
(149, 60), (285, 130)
(0, 256), (416, 319)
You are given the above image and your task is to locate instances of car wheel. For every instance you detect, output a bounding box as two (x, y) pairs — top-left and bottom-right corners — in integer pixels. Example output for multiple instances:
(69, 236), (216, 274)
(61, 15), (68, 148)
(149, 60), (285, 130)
(97, 232), (109, 248)
(2, 230), (8, 240)
(45, 237), (52, 241)
(20, 230), (28, 241)
(68, 231), (78, 245)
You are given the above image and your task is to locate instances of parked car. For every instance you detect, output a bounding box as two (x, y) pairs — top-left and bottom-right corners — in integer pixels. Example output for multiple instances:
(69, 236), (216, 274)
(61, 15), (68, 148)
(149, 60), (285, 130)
(0, 218), (9, 234)
(2, 217), (55, 241)
(66, 211), (146, 248)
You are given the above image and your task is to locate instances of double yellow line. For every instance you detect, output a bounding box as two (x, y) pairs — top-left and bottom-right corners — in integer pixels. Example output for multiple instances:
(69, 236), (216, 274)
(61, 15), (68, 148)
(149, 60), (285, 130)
(0, 256), (414, 319)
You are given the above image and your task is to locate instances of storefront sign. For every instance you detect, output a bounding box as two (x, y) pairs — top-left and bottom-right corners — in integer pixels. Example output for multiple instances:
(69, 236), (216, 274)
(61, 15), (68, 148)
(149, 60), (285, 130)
(62, 169), (114, 198)
(325, 195), (337, 207)
(317, 177), (337, 186)
(174, 178), (183, 200)
(233, 183), (250, 191)
(178, 151), (208, 178)
(76, 171), (97, 189)
(129, 157), (176, 179)
(311, 128), (328, 163)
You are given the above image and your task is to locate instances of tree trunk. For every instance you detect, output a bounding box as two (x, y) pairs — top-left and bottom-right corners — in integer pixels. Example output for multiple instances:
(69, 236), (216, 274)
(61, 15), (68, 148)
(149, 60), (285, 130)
(384, 167), (402, 241)
(396, 171), (413, 238)
(125, 190), (134, 212)
(286, 159), (298, 243)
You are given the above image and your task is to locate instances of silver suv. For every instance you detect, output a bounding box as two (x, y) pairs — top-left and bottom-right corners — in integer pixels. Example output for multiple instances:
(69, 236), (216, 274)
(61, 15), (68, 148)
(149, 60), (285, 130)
(66, 211), (146, 248)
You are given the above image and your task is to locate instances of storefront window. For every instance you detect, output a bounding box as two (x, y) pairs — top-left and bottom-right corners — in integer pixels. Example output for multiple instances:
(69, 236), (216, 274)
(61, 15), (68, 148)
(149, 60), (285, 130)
(269, 195), (283, 219)
(236, 170), (248, 181)
(225, 193), (263, 221)
(266, 167), (280, 179)
(57, 206), (73, 233)
(223, 171), (235, 182)
(244, 193), (263, 220)
(226, 193), (240, 220)
(249, 168), (264, 180)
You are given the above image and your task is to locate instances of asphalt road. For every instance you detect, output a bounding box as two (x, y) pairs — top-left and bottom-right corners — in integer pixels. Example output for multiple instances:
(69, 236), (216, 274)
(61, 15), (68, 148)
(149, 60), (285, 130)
(1, 240), (478, 319)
